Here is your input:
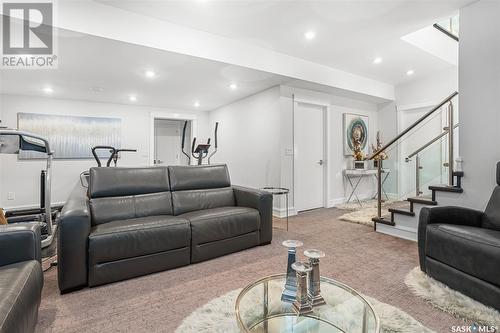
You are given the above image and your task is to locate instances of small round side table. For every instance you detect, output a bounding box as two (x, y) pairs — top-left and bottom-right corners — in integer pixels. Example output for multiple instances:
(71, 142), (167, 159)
(260, 187), (290, 231)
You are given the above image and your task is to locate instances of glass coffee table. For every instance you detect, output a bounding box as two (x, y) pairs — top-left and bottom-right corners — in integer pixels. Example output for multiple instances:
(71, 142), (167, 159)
(235, 274), (379, 333)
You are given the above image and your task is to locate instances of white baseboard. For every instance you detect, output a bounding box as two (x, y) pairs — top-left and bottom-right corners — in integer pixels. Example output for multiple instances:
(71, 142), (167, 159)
(273, 206), (297, 218)
(328, 193), (373, 207)
(376, 224), (417, 242)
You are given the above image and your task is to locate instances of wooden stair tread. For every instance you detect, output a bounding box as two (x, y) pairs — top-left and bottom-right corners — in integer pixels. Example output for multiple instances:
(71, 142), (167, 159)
(429, 185), (463, 193)
(407, 196), (438, 206)
(388, 208), (415, 217)
(372, 216), (395, 226)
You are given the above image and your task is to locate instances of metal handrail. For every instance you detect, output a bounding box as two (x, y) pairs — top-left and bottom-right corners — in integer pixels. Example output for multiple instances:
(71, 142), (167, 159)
(367, 91), (458, 161)
(433, 23), (459, 42)
(407, 123), (459, 159)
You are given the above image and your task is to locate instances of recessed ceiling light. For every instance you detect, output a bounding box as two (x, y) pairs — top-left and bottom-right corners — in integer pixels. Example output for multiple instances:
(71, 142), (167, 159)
(90, 86), (104, 92)
(304, 31), (316, 40)
(373, 57), (383, 64)
(129, 95), (137, 102)
(407, 70), (415, 76)
(229, 83), (237, 90)
(42, 87), (53, 94)
(145, 70), (155, 78)
(194, 101), (200, 108)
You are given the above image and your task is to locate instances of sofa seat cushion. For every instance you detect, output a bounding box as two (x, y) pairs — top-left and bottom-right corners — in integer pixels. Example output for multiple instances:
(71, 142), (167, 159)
(0, 261), (43, 333)
(426, 224), (500, 286)
(181, 207), (260, 245)
(89, 215), (190, 265)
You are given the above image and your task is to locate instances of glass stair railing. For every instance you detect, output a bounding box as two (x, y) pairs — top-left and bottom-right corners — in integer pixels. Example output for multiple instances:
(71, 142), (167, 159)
(367, 91), (459, 226)
(434, 14), (459, 41)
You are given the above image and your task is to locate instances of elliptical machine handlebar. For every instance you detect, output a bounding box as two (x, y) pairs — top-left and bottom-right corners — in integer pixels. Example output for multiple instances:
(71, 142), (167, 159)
(91, 146), (116, 167)
(208, 122), (219, 164)
(181, 121), (191, 164)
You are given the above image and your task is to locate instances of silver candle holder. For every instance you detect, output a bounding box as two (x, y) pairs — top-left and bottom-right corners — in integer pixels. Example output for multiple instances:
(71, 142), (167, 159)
(291, 261), (313, 315)
(281, 240), (303, 302)
(304, 249), (326, 307)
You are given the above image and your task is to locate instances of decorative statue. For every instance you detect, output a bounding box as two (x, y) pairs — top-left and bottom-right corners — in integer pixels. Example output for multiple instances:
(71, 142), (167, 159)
(351, 127), (365, 161)
(371, 131), (388, 167)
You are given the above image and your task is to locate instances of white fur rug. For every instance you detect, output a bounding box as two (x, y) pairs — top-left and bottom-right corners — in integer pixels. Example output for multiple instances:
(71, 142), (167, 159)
(405, 267), (500, 326)
(175, 288), (435, 333)
(338, 208), (380, 226)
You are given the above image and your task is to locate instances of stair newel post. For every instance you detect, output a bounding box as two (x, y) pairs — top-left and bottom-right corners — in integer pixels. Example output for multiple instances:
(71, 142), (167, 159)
(415, 154), (421, 196)
(448, 101), (454, 186)
(377, 156), (382, 221)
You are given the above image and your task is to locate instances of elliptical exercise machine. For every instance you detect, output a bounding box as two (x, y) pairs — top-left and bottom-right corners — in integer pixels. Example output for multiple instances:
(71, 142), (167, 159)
(181, 121), (219, 165)
(91, 146), (137, 167)
(0, 126), (57, 249)
(80, 146), (137, 187)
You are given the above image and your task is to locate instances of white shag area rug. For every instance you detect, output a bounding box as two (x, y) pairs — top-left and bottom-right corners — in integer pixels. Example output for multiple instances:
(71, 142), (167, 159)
(175, 288), (435, 333)
(338, 208), (381, 227)
(405, 267), (500, 326)
(336, 200), (398, 227)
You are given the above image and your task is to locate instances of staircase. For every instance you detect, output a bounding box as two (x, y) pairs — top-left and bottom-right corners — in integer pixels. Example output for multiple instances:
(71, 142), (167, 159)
(369, 18), (460, 241)
(373, 171), (464, 241)
(367, 91), (460, 241)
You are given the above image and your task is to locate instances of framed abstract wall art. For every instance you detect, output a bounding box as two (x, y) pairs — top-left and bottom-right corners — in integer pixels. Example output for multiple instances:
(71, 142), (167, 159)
(17, 113), (121, 159)
(343, 113), (369, 156)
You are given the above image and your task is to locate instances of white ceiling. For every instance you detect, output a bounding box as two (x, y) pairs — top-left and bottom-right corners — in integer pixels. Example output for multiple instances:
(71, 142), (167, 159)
(0, 29), (290, 111)
(98, 0), (471, 85)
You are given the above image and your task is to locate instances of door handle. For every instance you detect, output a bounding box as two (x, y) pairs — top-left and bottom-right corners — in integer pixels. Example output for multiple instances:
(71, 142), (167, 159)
(317, 160), (324, 166)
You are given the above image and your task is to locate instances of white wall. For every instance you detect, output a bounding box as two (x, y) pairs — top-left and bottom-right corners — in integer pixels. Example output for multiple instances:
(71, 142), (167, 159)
(208, 85), (382, 215)
(395, 66), (458, 109)
(209, 87), (281, 189)
(0, 94), (209, 209)
(279, 86), (381, 212)
(455, 0), (500, 209)
(394, 66), (458, 198)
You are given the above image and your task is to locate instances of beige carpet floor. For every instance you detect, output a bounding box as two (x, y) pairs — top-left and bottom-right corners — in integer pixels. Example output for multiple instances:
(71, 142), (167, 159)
(36, 208), (468, 333)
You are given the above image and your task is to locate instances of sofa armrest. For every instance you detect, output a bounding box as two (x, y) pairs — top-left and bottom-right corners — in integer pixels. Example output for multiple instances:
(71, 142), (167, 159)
(233, 186), (273, 244)
(418, 206), (483, 272)
(0, 223), (41, 267)
(57, 182), (91, 293)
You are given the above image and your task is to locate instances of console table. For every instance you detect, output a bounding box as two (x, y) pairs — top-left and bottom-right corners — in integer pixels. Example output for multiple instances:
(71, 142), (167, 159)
(343, 169), (390, 206)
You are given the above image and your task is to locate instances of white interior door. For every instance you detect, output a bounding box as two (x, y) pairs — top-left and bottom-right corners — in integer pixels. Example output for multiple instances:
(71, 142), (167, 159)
(294, 102), (325, 212)
(154, 119), (186, 166)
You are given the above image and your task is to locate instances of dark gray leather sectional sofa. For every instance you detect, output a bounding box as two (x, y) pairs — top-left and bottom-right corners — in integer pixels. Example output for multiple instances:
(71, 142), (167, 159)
(0, 224), (43, 333)
(418, 163), (500, 310)
(58, 164), (272, 293)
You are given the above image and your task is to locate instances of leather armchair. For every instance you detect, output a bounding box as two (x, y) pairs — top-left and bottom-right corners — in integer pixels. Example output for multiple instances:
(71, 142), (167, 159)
(418, 162), (500, 310)
(0, 223), (44, 333)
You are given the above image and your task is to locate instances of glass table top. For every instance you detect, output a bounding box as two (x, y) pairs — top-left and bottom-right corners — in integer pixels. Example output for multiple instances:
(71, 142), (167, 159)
(235, 274), (379, 333)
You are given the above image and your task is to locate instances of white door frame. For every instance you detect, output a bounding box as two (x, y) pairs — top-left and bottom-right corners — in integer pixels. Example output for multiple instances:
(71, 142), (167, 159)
(149, 112), (198, 166)
(293, 98), (331, 212)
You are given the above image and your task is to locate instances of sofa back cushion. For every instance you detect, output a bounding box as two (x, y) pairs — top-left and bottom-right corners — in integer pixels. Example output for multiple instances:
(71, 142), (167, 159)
(483, 186), (500, 231)
(482, 162), (500, 231)
(88, 167), (172, 225)
(168, 165), (235, 215)
(89, 167), (170, 198)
